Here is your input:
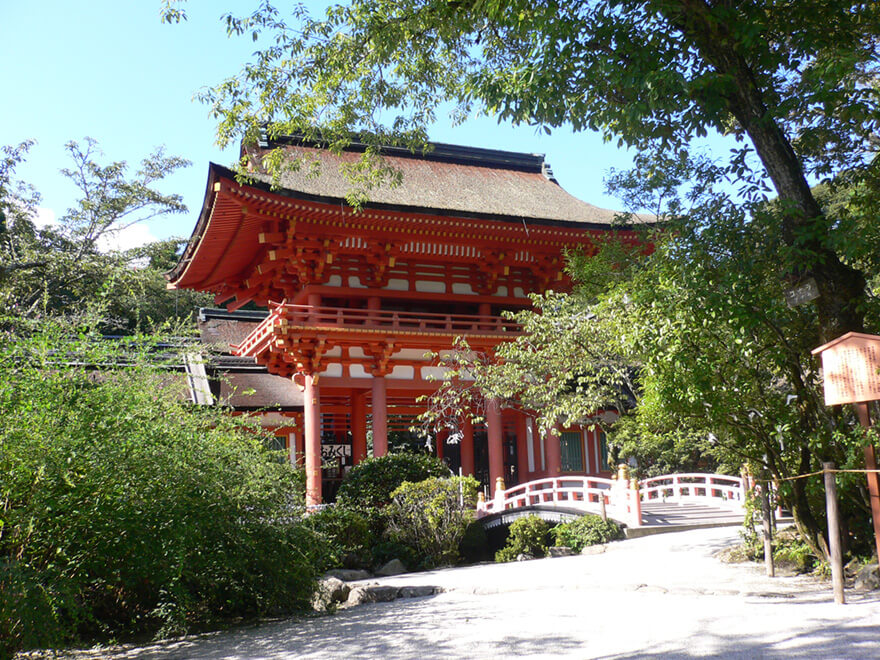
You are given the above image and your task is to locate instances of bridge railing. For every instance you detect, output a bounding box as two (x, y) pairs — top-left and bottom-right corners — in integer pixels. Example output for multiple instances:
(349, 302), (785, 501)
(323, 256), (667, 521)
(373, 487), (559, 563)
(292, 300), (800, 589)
(477, 475), (642, 526)
(639, 473), (745, 510)
(477, 472), (747, 528)
(493, 476), (614, 510)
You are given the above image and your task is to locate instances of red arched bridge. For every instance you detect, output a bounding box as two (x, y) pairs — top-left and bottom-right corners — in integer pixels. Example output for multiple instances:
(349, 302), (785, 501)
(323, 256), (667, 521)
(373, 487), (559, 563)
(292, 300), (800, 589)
(476, 471), (752, 537)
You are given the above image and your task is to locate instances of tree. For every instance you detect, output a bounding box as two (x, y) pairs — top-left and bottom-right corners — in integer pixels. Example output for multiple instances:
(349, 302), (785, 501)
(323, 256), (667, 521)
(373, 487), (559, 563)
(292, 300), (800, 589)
(0, 320), (320, 655)
(161, 1), (880, 555)
(162, 0), (880, 342)
(0, 138), (209, 331)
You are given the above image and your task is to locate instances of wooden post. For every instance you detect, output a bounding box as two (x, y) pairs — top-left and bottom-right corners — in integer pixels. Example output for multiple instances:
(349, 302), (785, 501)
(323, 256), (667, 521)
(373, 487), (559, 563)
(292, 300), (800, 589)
(351, 390), (367, 465)
(855, 402), (880, 563)
(487, 399), (504, 496)
(823, 462), (846, 604)
(303, 373), (322, 507)
(545, 425), (562, 477)
(863, 445), (880, 563)
(371, 376), (388, 457)
(460, 415), (475, 477)
(760, 481), (775, 578)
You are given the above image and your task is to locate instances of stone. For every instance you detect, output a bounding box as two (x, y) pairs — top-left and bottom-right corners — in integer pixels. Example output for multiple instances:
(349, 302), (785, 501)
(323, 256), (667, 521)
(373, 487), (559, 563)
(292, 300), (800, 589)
(376, 558), (407, 576)
(312, 577), (350, 611)
(855, 563), (880, 591)
(325, 568), (372, 582)
(581, 544), (607, 556)
(345, 585), (401, 606)
(547, 546), (575, 558)
(515, 553), (535, 562)
(845, 557), (861, 577)
(399, 585), (440, 598)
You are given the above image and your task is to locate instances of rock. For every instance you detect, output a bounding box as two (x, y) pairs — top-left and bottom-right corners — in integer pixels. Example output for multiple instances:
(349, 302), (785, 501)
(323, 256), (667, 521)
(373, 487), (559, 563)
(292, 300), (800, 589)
(547, 546), (575, 558)
(325, 568), (372, 582)
(376, 558), (407, 576)
(312, 577), (350, 611)
(515, 553), (535, 562)
(845, 557), (862, 577)
(345, 585), (401, 606)
(581, 544), (607, 556)
(399, 585), (439, 598)
(855, 563), (880, 591)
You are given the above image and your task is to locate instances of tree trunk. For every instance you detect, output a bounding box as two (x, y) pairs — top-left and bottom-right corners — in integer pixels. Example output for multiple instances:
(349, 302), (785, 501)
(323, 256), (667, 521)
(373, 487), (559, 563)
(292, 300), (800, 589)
(667, 0), (867, 344)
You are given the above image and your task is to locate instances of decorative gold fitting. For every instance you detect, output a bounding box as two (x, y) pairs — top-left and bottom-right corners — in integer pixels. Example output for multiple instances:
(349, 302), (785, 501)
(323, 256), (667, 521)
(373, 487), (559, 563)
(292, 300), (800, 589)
(496, 476), (506, 492)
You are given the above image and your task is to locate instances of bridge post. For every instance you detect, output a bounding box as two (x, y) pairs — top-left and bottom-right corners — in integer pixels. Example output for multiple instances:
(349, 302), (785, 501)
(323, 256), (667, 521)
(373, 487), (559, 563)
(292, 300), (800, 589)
(630, 478), (642, 527)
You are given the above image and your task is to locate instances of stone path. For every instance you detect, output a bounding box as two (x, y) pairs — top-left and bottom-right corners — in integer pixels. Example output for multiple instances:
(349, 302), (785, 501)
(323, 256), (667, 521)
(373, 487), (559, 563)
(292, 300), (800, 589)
(51, 527), (880, 659)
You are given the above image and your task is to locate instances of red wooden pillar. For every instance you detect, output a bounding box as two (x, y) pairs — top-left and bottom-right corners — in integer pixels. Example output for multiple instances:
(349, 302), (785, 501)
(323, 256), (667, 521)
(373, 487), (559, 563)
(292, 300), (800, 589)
(487, 398), (504, 494)
(478, 302), (491, 330)
(303, 373), (322, 506)
(516, 412), (529, 484)
(351, 390), (367, 465)
(461, 415), (475, 477)
(372, 375), (388, 457)
(546, 423), (562, 477)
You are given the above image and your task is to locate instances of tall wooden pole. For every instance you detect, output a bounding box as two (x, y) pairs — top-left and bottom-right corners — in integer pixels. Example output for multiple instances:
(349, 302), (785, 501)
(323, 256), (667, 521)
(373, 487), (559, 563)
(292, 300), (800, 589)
(371, 375), (388, 457)
(761, 480), (775, 578)
(304, 373), (322, 507)
(854, 402), (880, 563)
(486, 399), (504, 495)
(823, 462), (846, 605)
(460, 415), (475, 477)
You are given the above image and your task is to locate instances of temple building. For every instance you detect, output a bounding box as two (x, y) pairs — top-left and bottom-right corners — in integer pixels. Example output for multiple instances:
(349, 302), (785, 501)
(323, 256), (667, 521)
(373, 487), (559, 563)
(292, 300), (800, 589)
(167, 135), (642, 505)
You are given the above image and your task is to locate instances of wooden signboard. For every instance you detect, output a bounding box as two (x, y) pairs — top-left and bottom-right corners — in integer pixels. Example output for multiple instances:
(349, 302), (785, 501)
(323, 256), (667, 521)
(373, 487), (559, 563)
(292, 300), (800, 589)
(813, 331), (880, 571)
(811, 332), (880, 406)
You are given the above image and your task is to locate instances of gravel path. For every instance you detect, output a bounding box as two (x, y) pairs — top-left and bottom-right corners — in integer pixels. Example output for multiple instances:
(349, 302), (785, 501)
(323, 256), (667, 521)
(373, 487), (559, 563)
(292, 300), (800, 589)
(56, 527), (880, 659)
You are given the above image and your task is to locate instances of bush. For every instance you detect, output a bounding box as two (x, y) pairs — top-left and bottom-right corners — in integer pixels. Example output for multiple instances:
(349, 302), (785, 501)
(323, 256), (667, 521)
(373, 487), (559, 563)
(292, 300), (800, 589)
(458, 521), (490, 564)
(385, 476), (480, 568)
(495, 516), (551, 563)
(336, 452), (449, 509)
(303, 505), (374, 570)
(0, 328), (322, 655)
(551, 515), (624, 552)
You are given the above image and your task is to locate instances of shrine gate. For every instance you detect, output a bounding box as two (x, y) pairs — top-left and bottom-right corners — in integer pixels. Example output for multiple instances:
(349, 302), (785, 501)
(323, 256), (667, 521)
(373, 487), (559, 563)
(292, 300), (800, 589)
(167, 135), (643, 505)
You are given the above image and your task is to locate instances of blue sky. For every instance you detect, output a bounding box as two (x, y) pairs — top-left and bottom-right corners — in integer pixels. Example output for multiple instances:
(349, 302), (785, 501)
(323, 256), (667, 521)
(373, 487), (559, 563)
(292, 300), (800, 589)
(2, 1), (642, 248)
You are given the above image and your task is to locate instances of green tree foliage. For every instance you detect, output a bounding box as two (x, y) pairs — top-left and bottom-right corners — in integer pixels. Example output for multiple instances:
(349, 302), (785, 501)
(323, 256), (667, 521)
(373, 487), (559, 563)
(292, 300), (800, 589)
(495, 515), (551, 562)
(0, 138), (210, 332)
(335, 451), (450, 508)
(159, 1), (880, 555)
(551, 516), (623, 552)
(303, 505), (375, 570)
(0, 322), (321, 655)
(385, 476), (479, 567)
(163, 0), (880, 344)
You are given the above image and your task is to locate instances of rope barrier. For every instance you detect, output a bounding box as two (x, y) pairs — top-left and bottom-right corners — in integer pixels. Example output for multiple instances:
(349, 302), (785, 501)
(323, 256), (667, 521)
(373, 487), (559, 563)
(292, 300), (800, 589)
(750, 467), (880, 483)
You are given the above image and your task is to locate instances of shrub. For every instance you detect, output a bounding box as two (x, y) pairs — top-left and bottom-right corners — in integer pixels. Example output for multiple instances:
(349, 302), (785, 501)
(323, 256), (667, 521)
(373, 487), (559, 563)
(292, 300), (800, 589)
(0, 328), (321, 655)
(385, 476), (480, 568)
(458, 521), (490, 564)
(495, 515), (551, 563)
(303, 505), (374, 570)
(551, 515), (624, 552)
(335, 452), (449, 509)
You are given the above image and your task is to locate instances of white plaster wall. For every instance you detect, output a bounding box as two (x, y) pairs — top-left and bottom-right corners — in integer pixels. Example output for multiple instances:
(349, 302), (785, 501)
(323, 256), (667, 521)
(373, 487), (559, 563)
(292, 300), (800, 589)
(415, 280), (446, 293)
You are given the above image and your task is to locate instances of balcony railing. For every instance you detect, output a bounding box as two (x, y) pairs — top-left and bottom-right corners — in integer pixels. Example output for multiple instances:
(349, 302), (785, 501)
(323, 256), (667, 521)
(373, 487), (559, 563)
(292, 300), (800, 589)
(235, 303), (521, 356)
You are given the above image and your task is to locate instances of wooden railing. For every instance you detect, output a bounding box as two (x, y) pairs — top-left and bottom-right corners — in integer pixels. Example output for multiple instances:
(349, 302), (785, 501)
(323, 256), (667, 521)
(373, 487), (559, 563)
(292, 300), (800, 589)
(639, 473), (745, 509)
(234, 302), (521, 356)
(477, 472), (747, 528)
(493, 476), (614, 509)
